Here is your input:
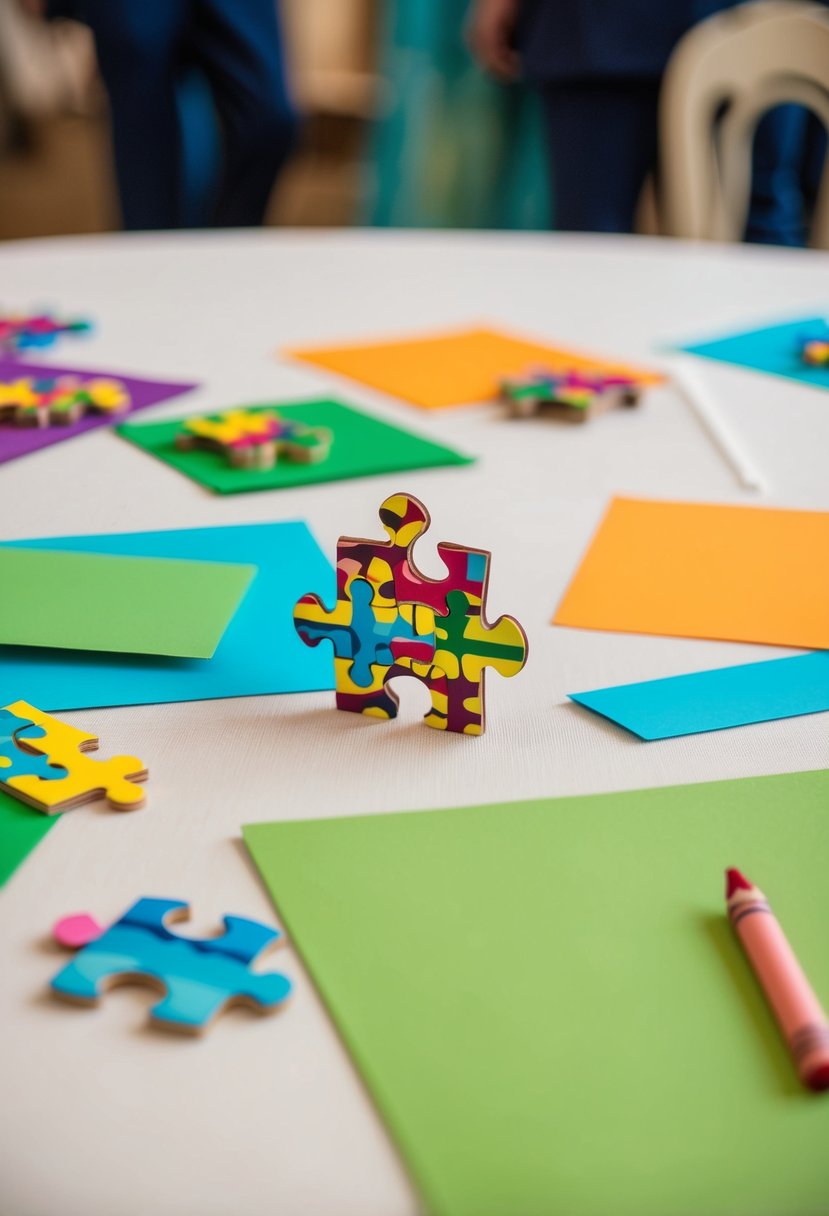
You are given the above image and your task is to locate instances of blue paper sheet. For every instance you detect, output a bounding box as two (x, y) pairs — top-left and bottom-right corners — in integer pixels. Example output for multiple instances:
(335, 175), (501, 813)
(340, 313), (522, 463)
(676, 316), (829, 390)
(570, 652), (829, 740)
(0, 522), (334, 711)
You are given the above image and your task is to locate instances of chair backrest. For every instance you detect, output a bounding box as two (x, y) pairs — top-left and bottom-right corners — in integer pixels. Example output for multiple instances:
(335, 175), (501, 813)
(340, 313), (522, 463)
(659, 1), (829, 247)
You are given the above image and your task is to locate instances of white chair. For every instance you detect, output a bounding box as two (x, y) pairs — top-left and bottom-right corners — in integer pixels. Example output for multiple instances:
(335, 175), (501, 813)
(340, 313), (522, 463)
(659, 1), (829, 247)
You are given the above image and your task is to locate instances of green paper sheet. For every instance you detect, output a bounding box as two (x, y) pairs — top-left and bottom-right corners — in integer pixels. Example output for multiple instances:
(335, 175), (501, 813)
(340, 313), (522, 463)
(244, 771), (829, 1216)
(0, 789), (56, 887)
(0, 548), (256, 658)
(117, 399), (473, 495)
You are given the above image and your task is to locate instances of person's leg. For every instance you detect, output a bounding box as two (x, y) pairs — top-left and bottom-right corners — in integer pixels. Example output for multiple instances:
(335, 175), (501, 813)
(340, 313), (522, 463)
(191, 0), (298, 227)
(539, 80), (660, 233)
(745, 104), (808, 247)
(80, 0), (189, 230)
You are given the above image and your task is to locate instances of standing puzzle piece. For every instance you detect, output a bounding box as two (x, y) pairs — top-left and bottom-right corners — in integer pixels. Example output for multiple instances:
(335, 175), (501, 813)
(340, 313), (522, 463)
(0, 375), (130, 427)
(0, 312), (92, 354)
(175, 408), (332, 470)
(294, 493), (528, 734)
(295, 493), (437, 719)
(500, 367), (642, 423)
(50, 898), (292, 1033)
(0, 699), (147, 812)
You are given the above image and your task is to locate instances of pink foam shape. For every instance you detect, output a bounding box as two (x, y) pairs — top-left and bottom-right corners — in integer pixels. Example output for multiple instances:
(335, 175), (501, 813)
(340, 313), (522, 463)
(53, 913), (103, 949)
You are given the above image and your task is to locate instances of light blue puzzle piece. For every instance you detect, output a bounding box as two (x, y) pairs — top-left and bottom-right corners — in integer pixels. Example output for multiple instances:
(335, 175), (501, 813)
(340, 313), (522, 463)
(51, 897), (292, 1032)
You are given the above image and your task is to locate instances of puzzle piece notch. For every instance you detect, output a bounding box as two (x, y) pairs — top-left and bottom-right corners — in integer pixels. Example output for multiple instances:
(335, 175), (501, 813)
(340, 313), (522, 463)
(51, 898), (292, 1033)
(1, 700), (147, 813)
(175, 408), (333, 471)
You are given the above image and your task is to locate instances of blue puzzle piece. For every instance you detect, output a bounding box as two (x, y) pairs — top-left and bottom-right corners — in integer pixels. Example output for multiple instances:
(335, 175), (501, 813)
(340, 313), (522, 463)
(51, 897), (292, 1033)
(0, 707), (65, 782)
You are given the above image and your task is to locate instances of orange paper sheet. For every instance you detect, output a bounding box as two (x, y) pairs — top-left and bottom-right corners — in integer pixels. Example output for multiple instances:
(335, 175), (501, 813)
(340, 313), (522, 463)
(554, 497), (829, 649)
(286, 326), (662, 410)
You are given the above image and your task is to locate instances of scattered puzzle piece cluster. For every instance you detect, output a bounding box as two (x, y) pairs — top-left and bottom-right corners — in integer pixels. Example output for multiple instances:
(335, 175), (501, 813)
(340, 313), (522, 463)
(0, 700), (147, 812)
(501, 367), (642, 422)
(0, 312), (91, 354)
(294, 492), (527, 735)
(175, 408), (333, 470)
(51, 898), (291, 1033)
(0, 375), (130, 427)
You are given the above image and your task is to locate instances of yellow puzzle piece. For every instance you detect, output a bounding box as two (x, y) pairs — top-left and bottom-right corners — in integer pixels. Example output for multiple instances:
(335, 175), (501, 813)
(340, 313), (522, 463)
(0, 700), (148, 813)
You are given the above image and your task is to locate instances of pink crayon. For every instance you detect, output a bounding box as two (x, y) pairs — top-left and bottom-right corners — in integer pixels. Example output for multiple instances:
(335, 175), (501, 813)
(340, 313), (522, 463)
(726, 867), (829, 1092)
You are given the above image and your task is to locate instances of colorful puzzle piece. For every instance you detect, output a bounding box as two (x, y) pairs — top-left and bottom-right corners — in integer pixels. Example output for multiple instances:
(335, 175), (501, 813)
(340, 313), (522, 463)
(500, 367), (642, 422)
(798, 327), (829, 367)
(294, 493), (528, 734)
(0, 312), (92, 354)
(0, 375), (130, 427)
(175, 408), (333, 470)
(50, 898), (292, 1033)
(0, 700), (147, 813)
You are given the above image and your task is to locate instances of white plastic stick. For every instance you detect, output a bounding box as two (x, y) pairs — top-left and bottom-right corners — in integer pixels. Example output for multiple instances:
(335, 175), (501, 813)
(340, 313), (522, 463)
(667, 357), (768, 493)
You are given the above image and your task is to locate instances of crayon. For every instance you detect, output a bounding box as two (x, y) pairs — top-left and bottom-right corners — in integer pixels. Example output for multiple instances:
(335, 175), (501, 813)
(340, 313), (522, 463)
(726, 867), (829, 1092)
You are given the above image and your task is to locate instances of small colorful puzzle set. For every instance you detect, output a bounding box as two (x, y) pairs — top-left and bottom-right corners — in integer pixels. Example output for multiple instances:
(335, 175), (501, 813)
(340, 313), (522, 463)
(0, 374), (130, 428)
(798, 324), (829, 367)
(0, 311), (91, 354)
(294, 492), (528, 735)
(175, 407), (332, 470)
(51, 898), (292, 1034)
(500, 367), (643, 422)
(0, 700), (147, 813)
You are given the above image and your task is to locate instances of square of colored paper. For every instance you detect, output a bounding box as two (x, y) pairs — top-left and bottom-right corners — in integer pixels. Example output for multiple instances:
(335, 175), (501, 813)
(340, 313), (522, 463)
(0, 522), (334, 711)
(286, 326), (662, 410)
(244, 770), (829, 1216)
(0, 358), (196, 464)
(0, 789), (57, 888)
(0, 548), (256, 658)
(554, 497), (829, 650)
(117, 398), (472, 493)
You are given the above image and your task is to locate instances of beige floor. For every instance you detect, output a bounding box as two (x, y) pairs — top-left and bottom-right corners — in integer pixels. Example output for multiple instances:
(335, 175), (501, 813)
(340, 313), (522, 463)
(0, 109), (364, 240)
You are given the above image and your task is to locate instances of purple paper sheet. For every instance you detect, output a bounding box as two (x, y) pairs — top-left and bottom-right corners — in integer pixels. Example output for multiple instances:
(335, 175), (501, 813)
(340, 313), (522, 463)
(0, 359), (197, 464)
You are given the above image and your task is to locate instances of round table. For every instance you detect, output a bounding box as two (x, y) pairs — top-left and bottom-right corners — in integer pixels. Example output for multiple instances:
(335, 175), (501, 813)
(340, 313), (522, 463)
(1, 230), (827, 1216)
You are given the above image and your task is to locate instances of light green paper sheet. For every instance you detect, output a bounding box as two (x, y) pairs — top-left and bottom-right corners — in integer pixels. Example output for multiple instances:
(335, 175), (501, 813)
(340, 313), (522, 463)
(244, 771), (829, 1216)
(0, 548), (256, 658)
(0, 789), (56, 887)
(117, 399), (473, 495)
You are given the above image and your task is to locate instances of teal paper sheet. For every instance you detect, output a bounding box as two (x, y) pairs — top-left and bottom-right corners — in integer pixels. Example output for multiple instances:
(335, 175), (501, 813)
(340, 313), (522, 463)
(570, 652), (829, 739)
(677, 316), (829, 389)
(0, 522), (334, 711)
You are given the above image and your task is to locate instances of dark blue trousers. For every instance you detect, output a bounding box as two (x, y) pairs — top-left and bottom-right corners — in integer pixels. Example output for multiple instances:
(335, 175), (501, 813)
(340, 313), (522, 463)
(80, 0), (297, 229)
(540, 81), (826, 245)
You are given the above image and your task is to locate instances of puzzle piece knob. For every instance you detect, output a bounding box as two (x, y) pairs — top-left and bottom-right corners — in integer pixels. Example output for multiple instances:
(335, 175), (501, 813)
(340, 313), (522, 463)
(54, 913), (104, 949)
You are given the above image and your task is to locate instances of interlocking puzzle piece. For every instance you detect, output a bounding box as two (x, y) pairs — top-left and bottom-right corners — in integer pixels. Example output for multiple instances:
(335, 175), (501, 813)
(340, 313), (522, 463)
(50, 898), (292, 1033)
(392, 539), (529, 735)
(500, 367), (642, 422)
(0, 375), (130, 427)
(0, 699), (147, 813)
(0, 312), (92, 354)
(295, 493), (437, 719)
(294, 492), (527, 734)
(175, 408), (333, 471)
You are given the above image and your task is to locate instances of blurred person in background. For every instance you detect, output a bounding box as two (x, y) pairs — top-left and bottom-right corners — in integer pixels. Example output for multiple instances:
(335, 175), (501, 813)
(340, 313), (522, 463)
(41, 0), (297, 230)
(468, 0), (826, 244)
